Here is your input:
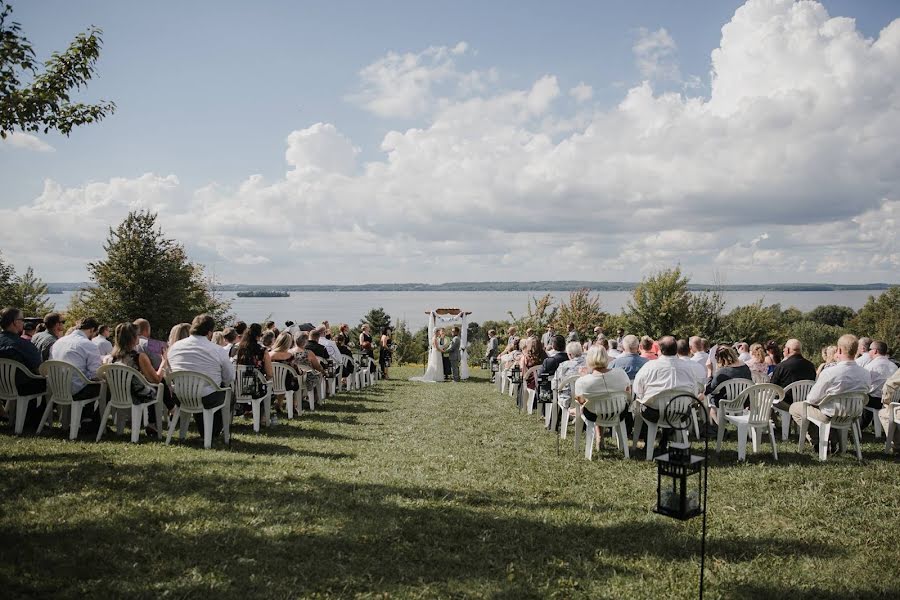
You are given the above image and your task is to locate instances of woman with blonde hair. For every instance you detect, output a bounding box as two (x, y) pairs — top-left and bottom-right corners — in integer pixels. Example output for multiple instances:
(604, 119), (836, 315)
(745, 343), (768, 379)
(816, 345), (838, 376)
(572, 346), (631, 425)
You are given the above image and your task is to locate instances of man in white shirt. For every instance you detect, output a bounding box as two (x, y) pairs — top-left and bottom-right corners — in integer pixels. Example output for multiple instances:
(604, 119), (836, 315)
(879, 368), (900, 452)
(737, 342), (751, 363)
(862, 341), (898, 429)
(319, 327), (342, 365)
(789, 334), (870, 441)
(92, 324), (113, 356)
(167, 314), (235, 439)
(855, 337), (873, 367)
(689, 336), (708, 365)
(633, 336), (702, 449)
(50, 317), (104, 430)
(677, 339), (707, 389)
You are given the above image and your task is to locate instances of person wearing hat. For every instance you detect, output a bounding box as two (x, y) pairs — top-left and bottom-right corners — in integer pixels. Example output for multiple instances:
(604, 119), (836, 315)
(21, 320), (36, 341)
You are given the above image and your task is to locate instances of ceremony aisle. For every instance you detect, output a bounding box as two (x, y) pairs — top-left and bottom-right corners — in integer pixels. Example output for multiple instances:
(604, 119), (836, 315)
(0, 366), (896, 598)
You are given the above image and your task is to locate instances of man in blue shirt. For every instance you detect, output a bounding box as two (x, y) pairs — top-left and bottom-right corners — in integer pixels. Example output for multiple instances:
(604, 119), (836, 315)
(0, 307), (47, 429)
(610, 334), (648, 381)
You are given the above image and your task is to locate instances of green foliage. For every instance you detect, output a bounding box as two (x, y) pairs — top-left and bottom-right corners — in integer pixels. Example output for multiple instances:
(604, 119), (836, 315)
(9, 266), (53, 316)
(805, 304), (856, 328)
(359, 307), (391, 335)
(390, 319), (419, 365)
(722, 301), (782, 344)
(0, 250), (16, 307)
(849, 286), (900, 352)
(785, 320), (846, 366)
(480, 319), (511, 342)
(66, 211), (231, 339)
(0, 1), (115, 138)
(507, 293), (557, 335)
(466, 321), (482, 344)
(623, 268), (693, 338)
(687, 287), (726, 340)
(466, 340), (486, 367)
(553, 288), (607, 342)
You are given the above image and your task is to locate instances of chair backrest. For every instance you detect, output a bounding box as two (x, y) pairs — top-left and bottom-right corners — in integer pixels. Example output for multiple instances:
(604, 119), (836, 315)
(889, 386), (900, 405)
(340, 354), (353, 369)
(97, 363), (147, 409)
(819, 392), (866, 426)
(735, 383), (782, 424)
(523, 365), (541, 389)
(166, 371), (221, 411)
(782, 380), (815, 404)
(645, 389), (697, 428)
(233, 365), (267, 402)
(271, 362), (299, 395)
(582, 391), (629, 423)
(39, 360), (88, 405)
(750, 371), (769, 384)
(712, 378), (753, 404)
(0, 358), (27, 400)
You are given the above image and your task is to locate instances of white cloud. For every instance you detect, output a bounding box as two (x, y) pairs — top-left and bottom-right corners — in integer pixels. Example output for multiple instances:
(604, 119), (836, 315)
(633, 27), (681, 81)
(4, 0), (900, 286)
(2, 132), (55, 153)
(569, 82), (593, 103)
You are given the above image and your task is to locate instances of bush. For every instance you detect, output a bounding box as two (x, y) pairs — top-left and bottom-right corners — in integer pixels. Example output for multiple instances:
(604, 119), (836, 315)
(553, 288), (607, 343)
(722, 301), (781, 344)
(849, 287), (900, 353)
(623, 268), (692, 338)
(785, 320), (846, 366)
(806, 305), (856, 327)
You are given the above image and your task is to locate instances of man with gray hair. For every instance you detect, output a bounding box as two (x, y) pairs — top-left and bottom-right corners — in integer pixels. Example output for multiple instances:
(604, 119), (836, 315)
(689, 336), (708, 365)
(610, 334), (647, 381)
(856, 337), (873, 367)
(552, 341), (587, 430)
(863, 341), (898, 430)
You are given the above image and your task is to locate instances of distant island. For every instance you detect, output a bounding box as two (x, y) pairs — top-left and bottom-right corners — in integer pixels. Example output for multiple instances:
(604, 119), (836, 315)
(47, 280), (894, 293)
(235, 290), (290, 298)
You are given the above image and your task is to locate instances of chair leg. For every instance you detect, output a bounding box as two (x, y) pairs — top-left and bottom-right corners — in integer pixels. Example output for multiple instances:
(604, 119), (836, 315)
(166, 408), (179, 444)
(716, 418), (726, 454)
(202, 410), (214, 449)
(818, 423), (831, 461)
(736, 424), (748, 461)
(750, 427), (760, 454)
(180, 413), (190, 440)
(852, 422), (862, 462)
(69, 402), (84, 440)
(131, 405), (143, 443)
(584, 420), (594, 460)
(886, 419), (896, 453)
(115, 408), (127, 435)
(573, 404), (582, 453)
(631, 408), (643, 454)
(251, 400), (261, 433)
(264, 396), (271, 428)
(691, 408), (700, 439)
(36, 399), (54, 434)
(223, 407), (231, 445)
(619, 421), (630, 459)
(769, 422), (778, 460)
(286, 391), (294, 419)
(798, 415), (808, 453)
(14, 398), (29, 435)
(645, 423), (658, 461)
(872, 411), (883, 438)
(96, 402), (114, 442)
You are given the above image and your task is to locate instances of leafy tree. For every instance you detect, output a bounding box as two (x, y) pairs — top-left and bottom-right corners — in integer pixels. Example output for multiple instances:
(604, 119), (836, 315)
(66, 211), (231, 338)
(508, 293), (557, 335)
(359, 307), (391, 336)
(806, 304), (856, 328)
(10, 266), (53, 316)
(687, 287), (726, 340)
(785, 320), (846, 366)
(391, 319), (428, 366)
(553, 288), (607, 342)
(849, 286), (900, 353)
(0, 1), (116, 138)
(0, 250), (16, 307)
(481, 319), (511, 342)
(466, 321), (482, 344)
(722, 300), (781, 344)
(623, 268), (692, 338)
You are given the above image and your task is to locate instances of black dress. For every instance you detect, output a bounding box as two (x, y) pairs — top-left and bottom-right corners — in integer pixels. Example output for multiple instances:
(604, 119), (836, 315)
(362, 333), (376, 372)
(379, 334), (392, 371)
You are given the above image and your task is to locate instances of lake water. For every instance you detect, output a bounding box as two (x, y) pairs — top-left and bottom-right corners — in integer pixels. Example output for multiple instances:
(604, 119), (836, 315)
(47, 289), (886, 329)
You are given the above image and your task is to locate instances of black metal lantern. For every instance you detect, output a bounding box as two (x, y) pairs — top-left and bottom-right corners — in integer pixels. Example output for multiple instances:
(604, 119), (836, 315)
(324, 359), (337, 379)
(480, 357), (490, 370)
(537, 373), (553, 404)
(654, 442), (704, 520)
(489, 358), (499, 382)
(510, 364), (522, 385)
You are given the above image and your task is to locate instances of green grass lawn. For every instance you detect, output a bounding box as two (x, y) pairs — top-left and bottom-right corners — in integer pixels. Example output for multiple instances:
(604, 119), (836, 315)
(1, 366), (898, 599)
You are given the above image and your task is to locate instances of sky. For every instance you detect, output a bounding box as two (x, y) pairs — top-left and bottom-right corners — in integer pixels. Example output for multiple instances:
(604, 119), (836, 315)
(2, 0), (899, 285)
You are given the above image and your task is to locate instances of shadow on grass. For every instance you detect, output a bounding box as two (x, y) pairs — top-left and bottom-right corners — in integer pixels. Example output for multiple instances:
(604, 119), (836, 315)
(0, 460), (848, 599)
(724, 582), (891, 599)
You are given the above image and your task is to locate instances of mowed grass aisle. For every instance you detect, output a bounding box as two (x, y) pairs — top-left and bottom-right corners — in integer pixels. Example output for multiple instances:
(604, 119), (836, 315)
(1, 366), (898, 599)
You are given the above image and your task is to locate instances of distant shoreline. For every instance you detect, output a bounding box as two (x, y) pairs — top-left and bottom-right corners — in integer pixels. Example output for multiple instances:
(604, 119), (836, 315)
(47, 281), (894, 293)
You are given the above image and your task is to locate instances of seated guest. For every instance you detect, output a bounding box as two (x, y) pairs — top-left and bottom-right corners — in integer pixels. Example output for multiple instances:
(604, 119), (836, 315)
(607, 340), (621, 359)
(134, 319), (164, 370)
(540, 335), (568, 379)
(335, 333), (355, 379)
(705, 346), (753, 425)
(677, 338), (707, 385)
(50, 317), (104, 430)
(745, 343), (769, 380)
(498, 338), (525, 370)
(736, 342), (751, 363)
(863, 341), (898, 429)
(519, 337), (547, 394)
(211, 331), (225, 346)
(504, 326), (520, 354)
(166, 314), (236, 439)
(879, 368), (900, 453)
(105, 322), (171, 437)
(21, 320), (36, 341)
(770, 339), (817, 409)
(789, 334), (869, 445)
(632, 336), (699, 447)
(292, 332), (325, 394)
(816, 345), (838, 377)
(566, 323), (579, 344)
(261, 331), (276, 350)
(0, 307), (47, 427)
(610, 335), (647, 381)
(573, 346), (631, 425)
(93, 324), (113, 356)
(855, 337), (873, 367)
(307, 327), (330, 361)
(764, 340), (783, 374)
(236, 323), (275, 422)
(221, 327), (238, 355)
(689, 336), (708, 365)
(554, 342), (588, 416)
(319, 326), (343, 367)
(639, 336), (658, 360)
(160, 323), (191, 377)
(31, 311), (64, 361)
(233, 321), (248, 339)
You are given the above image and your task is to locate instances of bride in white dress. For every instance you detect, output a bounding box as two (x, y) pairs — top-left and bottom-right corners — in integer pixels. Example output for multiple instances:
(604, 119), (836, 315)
(410, 317), (446, 383)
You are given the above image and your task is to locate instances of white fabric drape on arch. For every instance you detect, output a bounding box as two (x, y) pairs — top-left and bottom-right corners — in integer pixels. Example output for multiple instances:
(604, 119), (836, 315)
(409, 309), (470, 382)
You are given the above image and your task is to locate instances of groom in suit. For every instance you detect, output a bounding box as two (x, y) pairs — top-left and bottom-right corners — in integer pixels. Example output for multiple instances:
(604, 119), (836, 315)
(438, 329), (452, 381)
(448, 327), (462, 382)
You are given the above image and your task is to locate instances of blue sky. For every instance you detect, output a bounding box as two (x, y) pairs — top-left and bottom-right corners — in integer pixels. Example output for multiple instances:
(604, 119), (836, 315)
(2, 0), (899, 284)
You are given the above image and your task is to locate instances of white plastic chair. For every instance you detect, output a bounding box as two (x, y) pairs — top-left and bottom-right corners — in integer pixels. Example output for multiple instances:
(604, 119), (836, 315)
(272, 362), (302, 419)
(0, 358), (46, 435)
(96, 364), (165, 443)
(719, 383), (782, 461)
(776, 380), (814, 441)
(578, 391), (630, 460)
(884, 387), (900, 453)
(339, 354), (356, 391)
(553, 374), (581, 441)
(711, 378), (753, 451)
(863, 406), (884, 438)
(357, 356), (371, 388)
(521, 365), (541, 415)
(797, 392), (866, 461)
(165, 371), (232, 449)
(750, 371), (770, 384)
(632, 390), (696, 461)
(233, 365), (272, 433)
(37, 360), (107, 440)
